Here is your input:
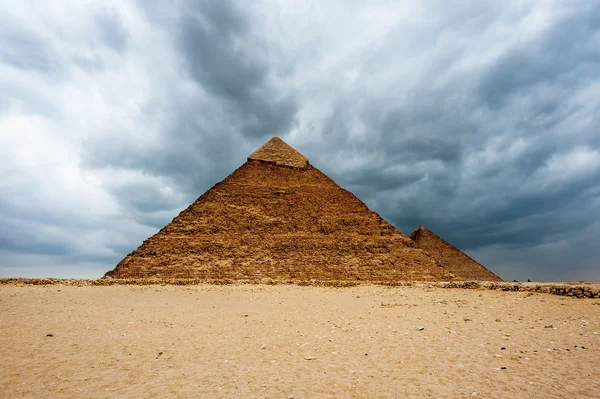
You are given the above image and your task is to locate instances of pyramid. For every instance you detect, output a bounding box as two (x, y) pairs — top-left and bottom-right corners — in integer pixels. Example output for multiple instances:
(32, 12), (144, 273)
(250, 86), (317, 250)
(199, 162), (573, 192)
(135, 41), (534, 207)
(409, 226), (502, 281)
(105, 137), (453, 281)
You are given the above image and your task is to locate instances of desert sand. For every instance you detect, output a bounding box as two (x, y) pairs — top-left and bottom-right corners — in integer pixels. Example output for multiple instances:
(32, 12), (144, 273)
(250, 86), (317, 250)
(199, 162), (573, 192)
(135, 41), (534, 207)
(1, 284), (599, 398)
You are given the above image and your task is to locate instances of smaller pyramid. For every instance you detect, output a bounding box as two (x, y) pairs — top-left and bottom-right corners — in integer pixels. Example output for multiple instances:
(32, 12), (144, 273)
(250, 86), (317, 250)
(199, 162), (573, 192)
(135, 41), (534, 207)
(410, 226), (502, 281)
(248, 137), (309, 169)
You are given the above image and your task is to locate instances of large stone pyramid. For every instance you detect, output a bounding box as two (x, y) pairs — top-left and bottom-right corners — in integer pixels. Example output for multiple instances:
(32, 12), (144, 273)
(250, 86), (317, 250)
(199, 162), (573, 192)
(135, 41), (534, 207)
(410, 226), (502, 281)
(105, 137), (453, 281)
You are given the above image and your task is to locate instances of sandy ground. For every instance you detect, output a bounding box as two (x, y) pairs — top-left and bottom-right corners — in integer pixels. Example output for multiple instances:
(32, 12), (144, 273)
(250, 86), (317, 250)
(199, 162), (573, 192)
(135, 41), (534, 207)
(1, 285), (599, 398)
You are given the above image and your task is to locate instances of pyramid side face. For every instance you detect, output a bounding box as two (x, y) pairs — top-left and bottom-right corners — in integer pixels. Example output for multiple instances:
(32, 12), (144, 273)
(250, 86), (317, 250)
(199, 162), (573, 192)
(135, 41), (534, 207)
(105, 162), (453, 282)
(410, 227), (502, 281)
(247, 137), (309, 169)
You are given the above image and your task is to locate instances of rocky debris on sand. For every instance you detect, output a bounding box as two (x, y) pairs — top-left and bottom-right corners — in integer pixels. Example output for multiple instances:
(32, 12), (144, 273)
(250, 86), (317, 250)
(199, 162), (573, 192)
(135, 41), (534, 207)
(2, 278), (599, 299)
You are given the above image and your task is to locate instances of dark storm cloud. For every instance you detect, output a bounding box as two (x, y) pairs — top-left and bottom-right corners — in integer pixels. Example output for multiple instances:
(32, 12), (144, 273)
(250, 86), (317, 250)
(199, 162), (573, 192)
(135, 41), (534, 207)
(82, 0), (299, 217)
(177, 1), (298, 138)
(477, 9), (600, 110)
(368, 105), (468, 165)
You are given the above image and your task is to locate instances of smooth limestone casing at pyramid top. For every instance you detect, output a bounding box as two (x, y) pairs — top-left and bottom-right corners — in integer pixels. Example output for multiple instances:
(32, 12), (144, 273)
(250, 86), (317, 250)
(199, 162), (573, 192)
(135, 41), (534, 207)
(105, 137), (455, 281)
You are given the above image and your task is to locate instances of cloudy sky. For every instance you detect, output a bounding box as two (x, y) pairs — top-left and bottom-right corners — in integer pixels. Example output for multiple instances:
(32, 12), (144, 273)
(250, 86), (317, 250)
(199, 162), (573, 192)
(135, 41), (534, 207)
(1, 0), (599, 281)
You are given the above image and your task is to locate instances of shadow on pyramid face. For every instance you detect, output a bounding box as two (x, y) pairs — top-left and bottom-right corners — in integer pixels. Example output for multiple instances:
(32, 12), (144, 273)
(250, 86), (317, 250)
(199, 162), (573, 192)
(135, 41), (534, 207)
(105, 137), (499, 282)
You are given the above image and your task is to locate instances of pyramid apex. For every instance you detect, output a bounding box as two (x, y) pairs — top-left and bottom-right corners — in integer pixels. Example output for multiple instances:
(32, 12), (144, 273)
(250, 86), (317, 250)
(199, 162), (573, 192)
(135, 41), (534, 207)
(248, 137), (309, 169)
(410, 226), (428, 240)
